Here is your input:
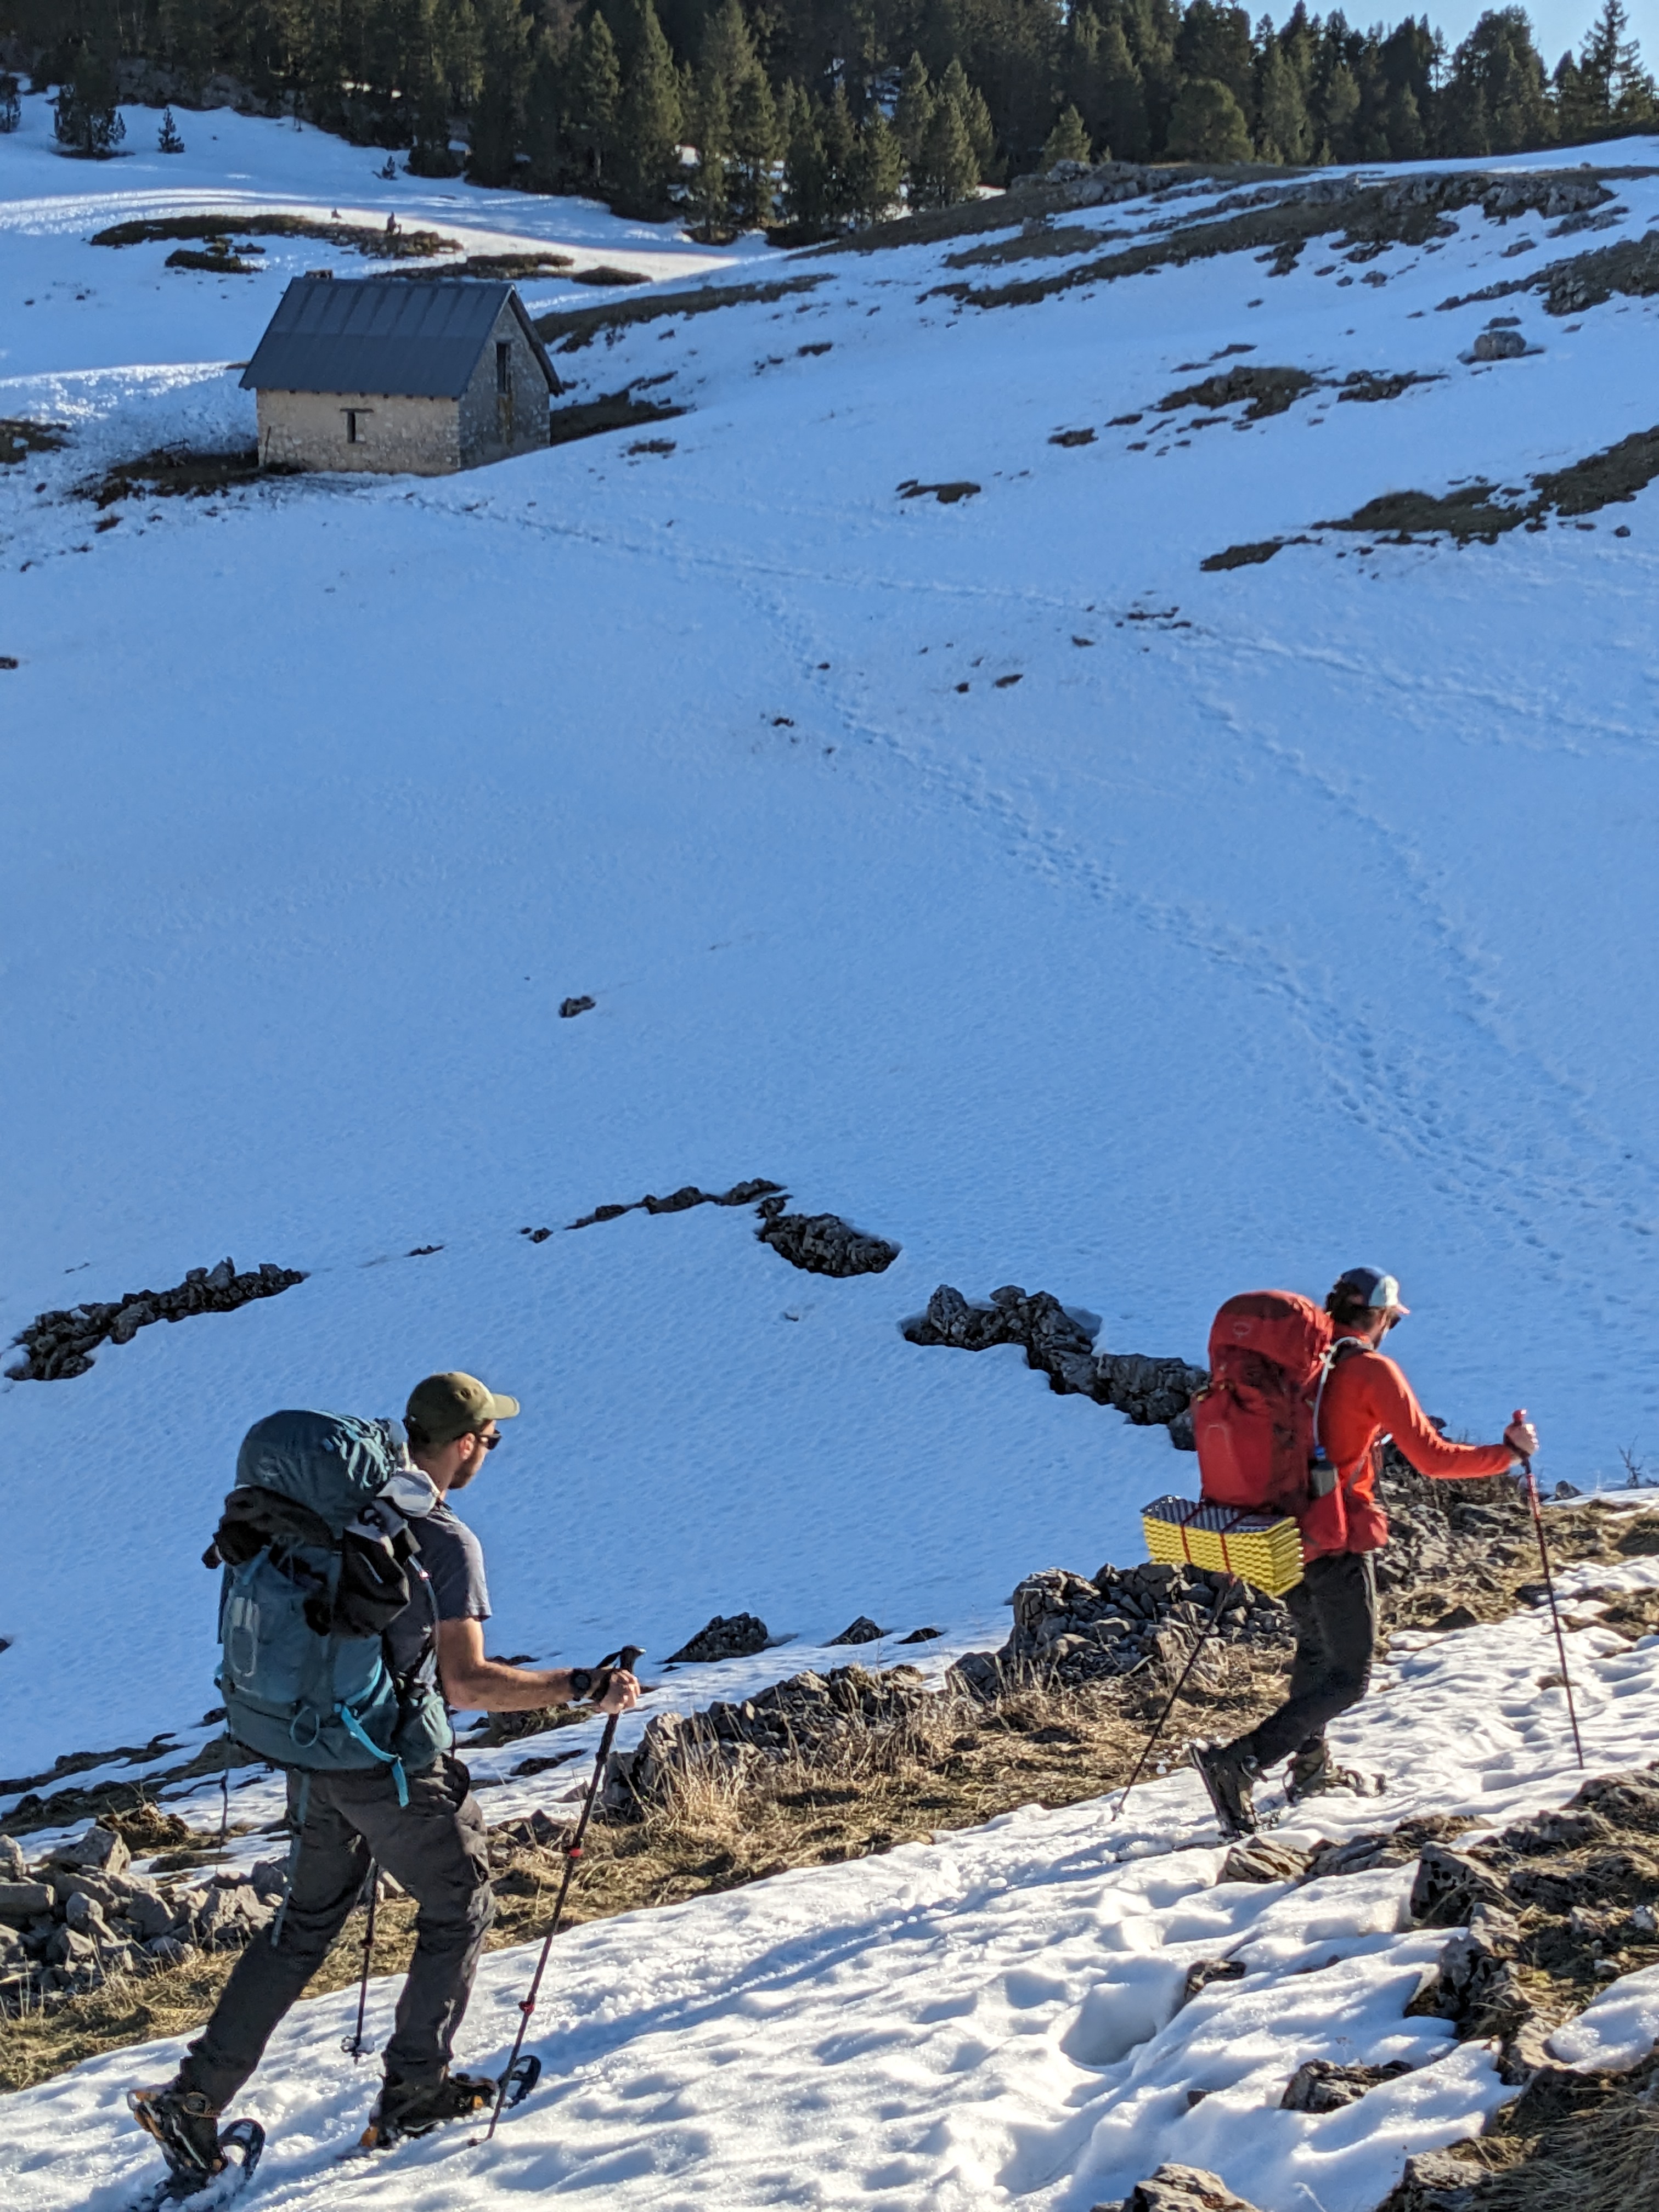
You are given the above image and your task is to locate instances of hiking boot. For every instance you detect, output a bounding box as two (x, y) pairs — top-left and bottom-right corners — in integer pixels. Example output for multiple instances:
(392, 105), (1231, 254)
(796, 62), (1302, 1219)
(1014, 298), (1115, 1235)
(1189, 1739), (1260, 1838)
(127, 2081), (225, 2183)
(1286, 1741), (1379, 1802)
(362, 2069), (499, 2148)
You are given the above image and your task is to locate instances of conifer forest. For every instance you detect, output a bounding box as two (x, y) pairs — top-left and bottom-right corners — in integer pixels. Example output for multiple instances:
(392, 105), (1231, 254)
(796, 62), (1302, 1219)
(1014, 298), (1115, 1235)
(2, 0), (1655, 230)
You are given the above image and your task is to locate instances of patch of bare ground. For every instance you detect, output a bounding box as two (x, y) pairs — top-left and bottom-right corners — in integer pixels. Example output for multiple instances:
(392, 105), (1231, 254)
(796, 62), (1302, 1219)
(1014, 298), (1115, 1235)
(89, 213), (457, 261)
(547, 387), (688, 446)
(944, 223), (1127, 271)
(1157, 365), (1316, 419)
(1203, 422), (1659, 566)
(1337, 369), (1443, 402)
(534, 272), (829, 353)
(1439, 228), (1659, 318)
(1, 419), (69, 466)
(380, 251), (574, 281)
(79, 447), (262, 509)
(570, 264), (652, 287)
(935, 169), (1620, 312)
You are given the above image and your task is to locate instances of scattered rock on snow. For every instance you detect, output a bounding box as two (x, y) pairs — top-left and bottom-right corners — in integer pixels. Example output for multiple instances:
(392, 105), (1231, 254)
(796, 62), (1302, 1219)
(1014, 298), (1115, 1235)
(902, 1284), (1205, 1436)
(666, 1612), (771, 1664)
(1279, 2057), (1413, 2110)
(1095, 2163), (1266, 2212)
(755, 1200), (900, 1277)
(828, 1617), (888, 1644)
(8, 1258), (306, 1381)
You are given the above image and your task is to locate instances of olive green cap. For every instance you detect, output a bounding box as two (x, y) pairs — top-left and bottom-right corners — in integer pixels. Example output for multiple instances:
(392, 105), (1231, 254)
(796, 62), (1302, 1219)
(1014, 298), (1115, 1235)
(405, 1371), (521, 1447)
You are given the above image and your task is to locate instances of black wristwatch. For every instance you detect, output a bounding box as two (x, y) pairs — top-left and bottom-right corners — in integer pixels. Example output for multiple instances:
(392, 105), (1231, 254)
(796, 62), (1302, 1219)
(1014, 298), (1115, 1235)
(567, 1667), (594, 1700)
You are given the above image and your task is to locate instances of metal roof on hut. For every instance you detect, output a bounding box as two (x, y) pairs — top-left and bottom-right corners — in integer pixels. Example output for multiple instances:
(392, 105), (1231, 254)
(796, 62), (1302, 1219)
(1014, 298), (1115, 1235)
(240, 278), (559, 400)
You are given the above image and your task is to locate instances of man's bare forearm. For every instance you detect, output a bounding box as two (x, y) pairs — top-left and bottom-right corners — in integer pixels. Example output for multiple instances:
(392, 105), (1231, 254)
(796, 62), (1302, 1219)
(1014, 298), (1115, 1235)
(440, 1662), (578, 1713)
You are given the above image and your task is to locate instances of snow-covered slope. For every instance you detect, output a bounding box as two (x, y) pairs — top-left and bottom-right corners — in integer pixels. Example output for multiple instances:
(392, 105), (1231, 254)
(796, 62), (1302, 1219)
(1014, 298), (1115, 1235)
(5, 98), (1659, 1785)
(4, 1555), (1657, 2212)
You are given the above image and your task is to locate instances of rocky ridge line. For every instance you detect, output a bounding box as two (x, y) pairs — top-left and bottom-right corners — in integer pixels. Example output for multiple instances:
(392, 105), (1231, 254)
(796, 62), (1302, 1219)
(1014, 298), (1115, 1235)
(7, 1257), (306, 1382)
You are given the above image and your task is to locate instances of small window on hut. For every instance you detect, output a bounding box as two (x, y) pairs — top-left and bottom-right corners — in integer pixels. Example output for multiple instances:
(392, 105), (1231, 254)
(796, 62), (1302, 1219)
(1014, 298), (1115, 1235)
(345, 409), (360, 444)
(496, 341), (511, 394)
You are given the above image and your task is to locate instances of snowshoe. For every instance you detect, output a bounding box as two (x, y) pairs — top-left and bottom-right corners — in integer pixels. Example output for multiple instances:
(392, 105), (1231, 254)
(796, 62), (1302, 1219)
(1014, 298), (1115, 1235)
(126, 2087), (263, 2209)
(362, 2064), (510, 2148)
(1189, 1739), (1260, 1838)
(1286, 1741), (1383, 1803)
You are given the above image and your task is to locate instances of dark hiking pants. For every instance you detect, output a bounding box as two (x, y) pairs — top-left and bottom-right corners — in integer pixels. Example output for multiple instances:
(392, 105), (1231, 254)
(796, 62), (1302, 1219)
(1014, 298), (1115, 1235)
(180, 1753), (495, 2108)
(1238, 1550), (1378, 1771)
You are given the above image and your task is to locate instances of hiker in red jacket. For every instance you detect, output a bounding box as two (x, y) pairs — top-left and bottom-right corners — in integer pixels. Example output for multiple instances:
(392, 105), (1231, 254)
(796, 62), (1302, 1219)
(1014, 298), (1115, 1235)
(1192, 1266), (1537, 1837)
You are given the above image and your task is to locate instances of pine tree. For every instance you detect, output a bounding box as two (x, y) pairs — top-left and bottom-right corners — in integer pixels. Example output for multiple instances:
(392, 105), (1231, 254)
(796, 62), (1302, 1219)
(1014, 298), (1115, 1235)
(467, 0), (529, 184)
(913, 90), (976, 205)
(1576, 0), (1656, 123)
(1165, 73), (1250, 159)
(1042, 101), (1092, 166)
(523, 29), (563, 190)
(940, 58), (994, 179)
(849, 108), (902, 222)
(161, 0), (216, 99)
(157, 104), (187, 151)
(616, 0), (682, 208)
(728, 61), (778, 224)
(1318, 59), (1360, 159)
(567, 12), (622, 180)
(895, 49), (934, 168)
(689, 71), (731, 231)
(0, 74), (20, 134)
(54, 30), (126, 159)
(819, 82), (858, 221)
(438, 0), (483, 112)
(1442, 8), (1552, 154)
(780, 81), (828, 225)
(1255, 40), (1310, 159)
(1097, 15), (1148, 160)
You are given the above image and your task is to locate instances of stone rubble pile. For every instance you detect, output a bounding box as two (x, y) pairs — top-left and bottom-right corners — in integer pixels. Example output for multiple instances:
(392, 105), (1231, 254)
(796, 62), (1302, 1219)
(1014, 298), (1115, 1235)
(951, 1559), (1293, 1697)
(0, 1821), (288, 2013)
(8, 1258), (306, 1381)
(608, 1663), (930, 1810)
(902, 1285), (1206, 1441)
(556, 1178), (899, 1276)
(754, 1194), (900, 1277)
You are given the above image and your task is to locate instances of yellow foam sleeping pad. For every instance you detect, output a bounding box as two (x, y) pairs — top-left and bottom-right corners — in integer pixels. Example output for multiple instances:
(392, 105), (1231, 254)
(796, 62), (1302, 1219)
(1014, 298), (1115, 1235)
(1141, 1495), (1305, 1596)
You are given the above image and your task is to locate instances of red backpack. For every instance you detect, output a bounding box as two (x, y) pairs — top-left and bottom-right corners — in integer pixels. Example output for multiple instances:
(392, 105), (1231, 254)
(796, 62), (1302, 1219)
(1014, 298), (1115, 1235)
(1193, 1291), (1334, 1523)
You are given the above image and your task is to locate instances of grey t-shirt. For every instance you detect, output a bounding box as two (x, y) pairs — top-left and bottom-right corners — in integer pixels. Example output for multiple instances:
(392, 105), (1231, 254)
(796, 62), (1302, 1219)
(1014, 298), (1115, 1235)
(386, 1500), (490, 1678)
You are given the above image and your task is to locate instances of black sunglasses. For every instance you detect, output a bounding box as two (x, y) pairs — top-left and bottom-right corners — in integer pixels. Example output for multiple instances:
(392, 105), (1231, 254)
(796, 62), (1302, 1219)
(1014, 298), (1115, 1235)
(476, 1431), (502, 1451)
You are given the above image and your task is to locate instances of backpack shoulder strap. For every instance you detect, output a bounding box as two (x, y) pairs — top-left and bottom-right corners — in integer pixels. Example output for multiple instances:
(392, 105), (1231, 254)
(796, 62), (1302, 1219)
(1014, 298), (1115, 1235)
(1311, 1334), (1376, 1458)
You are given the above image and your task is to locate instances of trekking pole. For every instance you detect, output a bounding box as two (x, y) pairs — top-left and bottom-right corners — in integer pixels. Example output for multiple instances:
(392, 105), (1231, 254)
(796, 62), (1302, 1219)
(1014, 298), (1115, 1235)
(476, 1646), (644, 2146)
(340, 1861), (380, 2061)
(1111, 1577), (1238, 1820)
(1515, 1414), (1585, 1769)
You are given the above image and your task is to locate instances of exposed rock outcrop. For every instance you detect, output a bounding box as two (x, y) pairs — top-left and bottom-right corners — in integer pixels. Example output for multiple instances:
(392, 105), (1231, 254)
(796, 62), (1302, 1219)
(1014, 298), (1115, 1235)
(7, 1258), (306, 1381)
(666, 1613), (771, 1664)
(608, 1662), (930, 1809)
(902, 1284), (1205, 1440)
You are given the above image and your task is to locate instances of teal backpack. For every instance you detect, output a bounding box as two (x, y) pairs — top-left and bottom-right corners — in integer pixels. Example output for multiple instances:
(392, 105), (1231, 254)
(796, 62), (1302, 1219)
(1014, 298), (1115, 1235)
(208, 1410), (453, 1803)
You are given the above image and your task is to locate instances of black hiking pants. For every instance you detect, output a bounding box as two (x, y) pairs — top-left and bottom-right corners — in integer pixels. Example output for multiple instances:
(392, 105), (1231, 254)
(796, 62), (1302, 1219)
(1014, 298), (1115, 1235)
(180, 1753), (495, 2108)
(1237, 1550), (1378, 1771)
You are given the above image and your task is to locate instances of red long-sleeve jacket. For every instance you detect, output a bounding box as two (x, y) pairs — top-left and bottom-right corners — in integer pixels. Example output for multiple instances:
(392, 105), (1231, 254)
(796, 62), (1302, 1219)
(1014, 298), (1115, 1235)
(1312, 1345), (1516, 1557)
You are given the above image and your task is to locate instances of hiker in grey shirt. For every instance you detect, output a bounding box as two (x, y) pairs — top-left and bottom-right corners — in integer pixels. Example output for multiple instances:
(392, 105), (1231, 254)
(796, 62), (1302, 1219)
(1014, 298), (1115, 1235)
(132, 1372), (638, 2181)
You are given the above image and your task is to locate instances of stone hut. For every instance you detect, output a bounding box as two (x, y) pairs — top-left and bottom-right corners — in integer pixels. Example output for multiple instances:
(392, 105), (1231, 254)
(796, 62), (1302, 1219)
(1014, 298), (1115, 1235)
(240, 276), (561, 476)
